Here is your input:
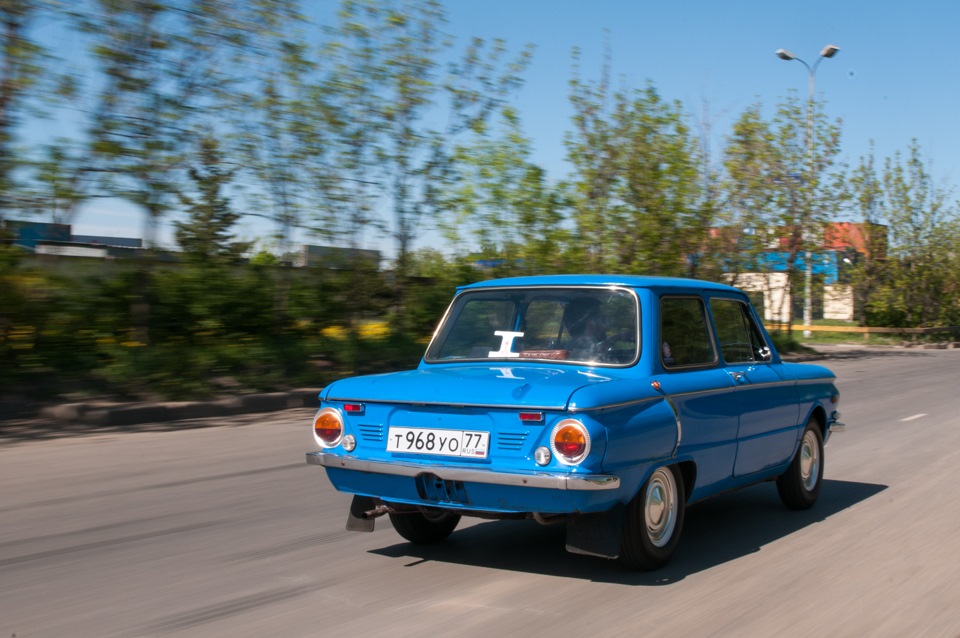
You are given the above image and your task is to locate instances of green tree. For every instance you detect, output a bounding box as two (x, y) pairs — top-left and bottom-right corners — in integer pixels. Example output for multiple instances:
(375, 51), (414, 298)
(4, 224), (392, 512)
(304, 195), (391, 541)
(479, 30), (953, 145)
(879, 142), (956, 326)
(0, 0), (62, 220)
(76, 0), (302, 345)
(566, 66), (705, 275)
(323, 0), (531, 306)
(846, 145), (887, 326)
(719, 95), (843, 330)
(687, 98), (725, 281)
(235, 32), (315, 257)
(79, 0), (301, 245)
(612, 83), (704, 275)
(440, 107), (568, 273)
(770, 94), (844, 330)
(175, 134), (251, 264)
(564, 48), (618, 271)
(28, 140), (87, 223)
(720, 105), (782, 285)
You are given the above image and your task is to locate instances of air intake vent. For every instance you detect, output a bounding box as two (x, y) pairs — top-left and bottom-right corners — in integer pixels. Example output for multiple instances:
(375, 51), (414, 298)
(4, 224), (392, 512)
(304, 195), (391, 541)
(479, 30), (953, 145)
(497, 431), (528, 451)
(357, 424), (383, 441)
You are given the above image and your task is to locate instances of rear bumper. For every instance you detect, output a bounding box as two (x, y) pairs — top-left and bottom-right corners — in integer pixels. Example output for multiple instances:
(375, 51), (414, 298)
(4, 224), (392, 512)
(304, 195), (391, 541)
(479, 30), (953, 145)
(306, 451), (620, 491)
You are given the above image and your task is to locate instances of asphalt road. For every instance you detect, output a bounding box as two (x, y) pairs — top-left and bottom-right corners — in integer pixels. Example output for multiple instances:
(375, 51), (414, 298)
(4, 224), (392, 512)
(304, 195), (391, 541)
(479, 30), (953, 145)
(2, 346), (960, 637)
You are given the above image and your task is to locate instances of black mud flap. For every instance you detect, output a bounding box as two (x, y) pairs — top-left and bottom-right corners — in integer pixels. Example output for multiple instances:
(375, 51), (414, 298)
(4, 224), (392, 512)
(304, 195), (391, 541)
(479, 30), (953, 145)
(565, 504), (624, 559)
(346, 495), (377, 532)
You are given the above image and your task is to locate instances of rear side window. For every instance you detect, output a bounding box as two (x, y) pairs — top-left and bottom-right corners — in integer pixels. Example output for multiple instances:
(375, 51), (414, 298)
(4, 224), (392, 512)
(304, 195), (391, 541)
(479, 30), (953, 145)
(710, 298), (770, 364)
(660, 297), (716, 367)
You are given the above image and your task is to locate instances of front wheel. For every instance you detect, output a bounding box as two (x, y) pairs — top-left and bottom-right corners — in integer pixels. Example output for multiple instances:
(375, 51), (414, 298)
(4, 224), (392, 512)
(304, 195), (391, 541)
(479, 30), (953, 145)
(388, 507), (461, 544)
(619, 465), (685, 570)
(777, 419), (824, 510)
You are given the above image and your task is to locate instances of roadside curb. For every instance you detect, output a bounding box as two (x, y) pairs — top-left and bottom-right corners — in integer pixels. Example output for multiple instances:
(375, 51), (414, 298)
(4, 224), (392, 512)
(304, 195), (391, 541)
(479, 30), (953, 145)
(3, 343), (955, 426)
(1, 389), (322, 426)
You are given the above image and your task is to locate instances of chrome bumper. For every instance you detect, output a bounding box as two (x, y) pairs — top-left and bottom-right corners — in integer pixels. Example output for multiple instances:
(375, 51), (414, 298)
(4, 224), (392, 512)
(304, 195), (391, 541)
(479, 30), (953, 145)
(306, 452), (620, 491)
(829, 410), (846, 433)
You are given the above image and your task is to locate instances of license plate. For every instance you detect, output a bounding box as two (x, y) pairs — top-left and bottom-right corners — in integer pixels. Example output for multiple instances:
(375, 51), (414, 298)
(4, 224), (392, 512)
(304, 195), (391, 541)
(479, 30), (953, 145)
(386, 427), (489, 458)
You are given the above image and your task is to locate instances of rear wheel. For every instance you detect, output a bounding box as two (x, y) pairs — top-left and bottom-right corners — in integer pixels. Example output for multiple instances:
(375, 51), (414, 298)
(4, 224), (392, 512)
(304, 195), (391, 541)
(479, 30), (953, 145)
(777, 419), (824, 510)
(620, 466), (685, 570)
(388, 507), (461, 544)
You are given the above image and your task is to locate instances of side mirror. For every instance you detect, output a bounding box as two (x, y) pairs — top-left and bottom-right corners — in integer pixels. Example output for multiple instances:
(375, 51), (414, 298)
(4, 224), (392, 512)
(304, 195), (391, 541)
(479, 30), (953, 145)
(757, 346), (772, 362)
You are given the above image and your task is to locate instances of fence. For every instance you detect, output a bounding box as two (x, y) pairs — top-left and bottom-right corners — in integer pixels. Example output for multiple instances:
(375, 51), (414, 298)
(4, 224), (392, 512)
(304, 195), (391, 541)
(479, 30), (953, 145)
(768, 324), (960, 341)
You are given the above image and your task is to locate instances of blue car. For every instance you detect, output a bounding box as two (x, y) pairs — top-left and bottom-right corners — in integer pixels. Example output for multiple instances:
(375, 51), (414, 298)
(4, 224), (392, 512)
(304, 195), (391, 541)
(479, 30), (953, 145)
(306, 275), (843, 570)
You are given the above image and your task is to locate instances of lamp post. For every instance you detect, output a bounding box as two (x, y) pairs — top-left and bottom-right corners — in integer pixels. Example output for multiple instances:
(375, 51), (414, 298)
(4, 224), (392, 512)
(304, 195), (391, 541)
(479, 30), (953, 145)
(775, 44), (839, 338)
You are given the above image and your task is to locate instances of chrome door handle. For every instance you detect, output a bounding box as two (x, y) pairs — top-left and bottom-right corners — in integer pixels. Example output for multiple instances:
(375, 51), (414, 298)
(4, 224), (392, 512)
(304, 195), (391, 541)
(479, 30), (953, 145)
(730, 371), (746, 382)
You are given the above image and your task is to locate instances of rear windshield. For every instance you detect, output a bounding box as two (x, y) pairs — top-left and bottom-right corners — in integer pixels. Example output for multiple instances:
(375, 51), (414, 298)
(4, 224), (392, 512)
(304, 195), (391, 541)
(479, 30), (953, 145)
(425, 287), (640, 366)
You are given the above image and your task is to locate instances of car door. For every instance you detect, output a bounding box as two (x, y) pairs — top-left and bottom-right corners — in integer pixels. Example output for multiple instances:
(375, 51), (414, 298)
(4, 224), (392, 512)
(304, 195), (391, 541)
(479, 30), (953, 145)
(657, 295), (739, 489)
(708, 296), (801, 477)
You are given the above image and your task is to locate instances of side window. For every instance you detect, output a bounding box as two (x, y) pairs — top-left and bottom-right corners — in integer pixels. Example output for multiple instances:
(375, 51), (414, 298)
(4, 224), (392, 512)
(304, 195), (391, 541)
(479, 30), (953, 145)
(744, 306), (772, 361)
(660, 297), (716, 368)
(710, 298), (772, 364)
(710, 299), (754, 363)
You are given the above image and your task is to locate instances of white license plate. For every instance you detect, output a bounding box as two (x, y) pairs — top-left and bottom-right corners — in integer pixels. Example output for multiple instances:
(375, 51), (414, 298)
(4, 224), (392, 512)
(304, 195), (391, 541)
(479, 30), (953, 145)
(386, 427), (489, 458)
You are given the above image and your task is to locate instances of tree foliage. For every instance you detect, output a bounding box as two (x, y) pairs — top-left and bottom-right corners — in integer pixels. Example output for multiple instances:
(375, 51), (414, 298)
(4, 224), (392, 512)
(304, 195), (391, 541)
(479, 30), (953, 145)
(565, 54), (707, 276)
(878, 143), (957, 326)
(79, 0), (301, 243)
(439, 107), (568, 273)
(0, 0), (62, 220)
(718, 94), (844, 328)
(320, 0), (531, 291)
(3, 0), (960, 401)
(175, 135), (251, 264)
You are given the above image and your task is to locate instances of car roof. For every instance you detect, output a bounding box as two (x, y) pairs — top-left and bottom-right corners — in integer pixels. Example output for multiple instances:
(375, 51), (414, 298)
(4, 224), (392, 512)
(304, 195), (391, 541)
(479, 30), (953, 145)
(458, 274), (743, 294)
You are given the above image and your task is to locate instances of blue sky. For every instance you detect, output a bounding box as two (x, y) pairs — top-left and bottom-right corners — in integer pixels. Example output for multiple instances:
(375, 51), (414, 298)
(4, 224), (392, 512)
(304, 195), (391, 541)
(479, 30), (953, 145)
(64, 0), (959, 252)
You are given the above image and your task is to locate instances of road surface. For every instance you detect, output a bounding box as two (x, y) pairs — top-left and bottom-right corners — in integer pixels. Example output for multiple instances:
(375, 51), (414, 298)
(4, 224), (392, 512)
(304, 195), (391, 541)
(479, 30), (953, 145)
(2, 347), (959, 637)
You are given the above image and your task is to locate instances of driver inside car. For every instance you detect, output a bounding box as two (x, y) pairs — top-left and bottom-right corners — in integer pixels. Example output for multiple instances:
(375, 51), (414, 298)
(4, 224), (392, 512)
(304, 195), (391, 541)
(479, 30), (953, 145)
(562, 298), (609, 361)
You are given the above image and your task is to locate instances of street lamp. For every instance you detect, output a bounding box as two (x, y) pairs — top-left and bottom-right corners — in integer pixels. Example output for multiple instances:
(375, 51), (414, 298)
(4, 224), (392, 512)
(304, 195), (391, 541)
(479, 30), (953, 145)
(775, 44), (840, 338)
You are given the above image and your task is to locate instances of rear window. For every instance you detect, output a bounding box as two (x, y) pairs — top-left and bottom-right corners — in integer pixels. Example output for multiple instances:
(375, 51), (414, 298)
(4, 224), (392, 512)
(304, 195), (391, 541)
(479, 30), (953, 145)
(426, 287), (640, 366)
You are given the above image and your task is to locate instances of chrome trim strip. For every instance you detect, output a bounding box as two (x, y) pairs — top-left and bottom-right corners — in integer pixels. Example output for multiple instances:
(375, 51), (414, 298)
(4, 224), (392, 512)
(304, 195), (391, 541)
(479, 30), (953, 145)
(569, 396), (660, 413)
(328, 375), (835, 413)
(666, 385), (741, 400)
(306, 452), (620, 491)
(326, 397), (567, 411)
(327, 396), (662, 413)
(727, 379), (799, 391)
(666, 377), (833, 400)
(795, 376), (837, 384)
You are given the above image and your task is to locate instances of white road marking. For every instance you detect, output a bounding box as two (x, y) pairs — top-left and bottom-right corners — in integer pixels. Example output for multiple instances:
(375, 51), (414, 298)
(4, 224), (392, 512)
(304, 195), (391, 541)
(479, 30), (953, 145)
(900, 413), (928, 422)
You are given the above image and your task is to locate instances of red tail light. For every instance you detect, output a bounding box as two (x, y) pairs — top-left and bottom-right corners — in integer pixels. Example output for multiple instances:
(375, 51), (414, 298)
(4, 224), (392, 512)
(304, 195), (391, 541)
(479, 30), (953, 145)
(313, 408), (344, 448)
(551, 420), (591, 465)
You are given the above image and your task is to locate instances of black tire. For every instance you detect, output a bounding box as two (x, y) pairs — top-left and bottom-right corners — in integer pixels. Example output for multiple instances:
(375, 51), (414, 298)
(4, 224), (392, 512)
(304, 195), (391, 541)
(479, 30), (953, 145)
(619, 465), (685, 570)
(777, 418), (824, 510)
(388, 508), (461, 544)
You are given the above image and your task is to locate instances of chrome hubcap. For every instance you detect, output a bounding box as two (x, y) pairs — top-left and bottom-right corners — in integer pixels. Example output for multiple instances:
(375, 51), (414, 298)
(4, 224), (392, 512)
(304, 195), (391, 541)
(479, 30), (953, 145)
(799, 430), (820, 491)
(644, 468), (678, 548)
